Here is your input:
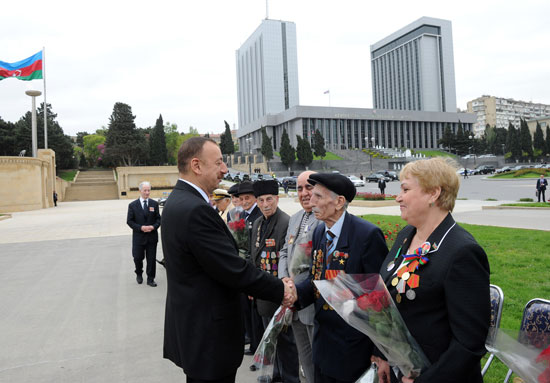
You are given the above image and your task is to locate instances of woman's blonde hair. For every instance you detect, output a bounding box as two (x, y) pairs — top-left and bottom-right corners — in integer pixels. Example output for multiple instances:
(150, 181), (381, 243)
(400, 157), (460, 212)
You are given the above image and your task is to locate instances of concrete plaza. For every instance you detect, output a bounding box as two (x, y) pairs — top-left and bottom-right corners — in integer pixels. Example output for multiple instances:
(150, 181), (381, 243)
(0, 186), (548, 382)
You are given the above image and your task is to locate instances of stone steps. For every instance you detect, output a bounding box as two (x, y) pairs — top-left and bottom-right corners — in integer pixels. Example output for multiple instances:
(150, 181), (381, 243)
(63, 170), (118, 201)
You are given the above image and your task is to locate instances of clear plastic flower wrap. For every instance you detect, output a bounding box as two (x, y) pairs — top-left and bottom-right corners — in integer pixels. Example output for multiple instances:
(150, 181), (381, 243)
(314, 273), (430, 380)
(288, 237), (313, 280)
(252, 306), (293, 378)
(227, 208), (248, 258)
(486, 328), (550, 383)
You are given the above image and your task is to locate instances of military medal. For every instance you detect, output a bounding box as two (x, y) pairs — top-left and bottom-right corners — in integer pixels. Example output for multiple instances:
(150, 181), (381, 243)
(386, 261), (395, 271)
(396, 294), (402, 303)
(391, 277), (399, 287)
(406, 289), (416, 300)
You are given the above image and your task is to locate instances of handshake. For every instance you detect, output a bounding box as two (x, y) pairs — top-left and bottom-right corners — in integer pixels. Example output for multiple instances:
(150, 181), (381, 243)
(282, 277), (298, 307)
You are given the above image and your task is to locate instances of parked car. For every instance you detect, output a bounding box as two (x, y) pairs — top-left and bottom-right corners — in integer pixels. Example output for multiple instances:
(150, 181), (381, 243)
(366, 173), (391, 183)
(280, 176), (297, 189)
(496, 166), (512, 174)
(478, 154), (496, 158)
(249, 174), (262, 182)
(157, 192), (170, 207)
(348, 175), (365, 187)
(511, 165), (527, 171)
(242, 174), (250, 181)
(473, 165), (495, 175)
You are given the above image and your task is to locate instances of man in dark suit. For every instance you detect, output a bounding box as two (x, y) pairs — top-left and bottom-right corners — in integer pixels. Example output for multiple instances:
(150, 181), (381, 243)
(536, 174), (548, 202)
(162, 137), (295, 383)
(251, 180), (299, 383)
(126, 181), (161, 287)
(294, 173), (388, 383)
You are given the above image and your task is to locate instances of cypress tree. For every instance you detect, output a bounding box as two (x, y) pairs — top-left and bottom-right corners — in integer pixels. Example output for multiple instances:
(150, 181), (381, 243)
(150, 114), (168, 165)
(506, 122), (521, 160)
(533, 121), (545, 157)
(296, 135), (313, 169)
(260, 127), (273, 171)
(313, 129), (326, 160)
(545, 126), (550, 156)
(220, 121), (235, 155)
(279, 128), (295, 173)
(519, 118), (533, 159)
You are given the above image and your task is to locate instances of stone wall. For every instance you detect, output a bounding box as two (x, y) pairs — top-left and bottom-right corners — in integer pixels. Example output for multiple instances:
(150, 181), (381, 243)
(116, 166), (179, 199)
(0, 149), (56, 213)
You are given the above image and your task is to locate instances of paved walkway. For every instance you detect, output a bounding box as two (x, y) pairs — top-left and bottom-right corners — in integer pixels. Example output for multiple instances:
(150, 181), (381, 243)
(0, 194), (548, 382)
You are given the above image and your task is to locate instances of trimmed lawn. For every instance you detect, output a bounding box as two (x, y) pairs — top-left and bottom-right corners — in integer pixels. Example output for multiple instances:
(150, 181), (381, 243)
(273, 151), (343, 160)
(59, 170), (77, 182)
(413, 150), (458, 158)
(501, 202), (550, 208)
(361, 214), (550, 383)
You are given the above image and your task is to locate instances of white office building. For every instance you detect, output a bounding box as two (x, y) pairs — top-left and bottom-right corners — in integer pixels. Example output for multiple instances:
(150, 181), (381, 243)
(371, 17), (457, 113)
(236, 19), (299, 133)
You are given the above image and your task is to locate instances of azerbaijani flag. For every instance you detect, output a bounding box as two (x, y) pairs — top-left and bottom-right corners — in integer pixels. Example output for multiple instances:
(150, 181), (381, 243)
(0, 51), (43, 81)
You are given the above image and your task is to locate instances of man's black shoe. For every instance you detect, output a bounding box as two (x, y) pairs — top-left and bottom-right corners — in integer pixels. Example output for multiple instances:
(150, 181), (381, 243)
(136, 275), (143, 284)
(249, 364), (257, 371)
(257, 375), (271, 383)
(156, 259), (165, 268)
(244, 349), (254, 355)
(147, 280), (157, 287)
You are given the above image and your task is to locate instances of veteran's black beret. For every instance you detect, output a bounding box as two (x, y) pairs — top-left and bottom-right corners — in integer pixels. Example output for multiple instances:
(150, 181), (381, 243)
(307, 173), (356, 202)
(228, 183), (240, 196)
(253, 180), (279, 197)
(238, 181), (255, 195)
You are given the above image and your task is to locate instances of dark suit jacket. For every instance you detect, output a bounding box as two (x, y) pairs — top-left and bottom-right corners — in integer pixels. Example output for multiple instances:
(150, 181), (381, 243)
(245, 204), (262, 257)
(297, 212), (388, 381)
(162, 180), (285, 380)
(251, 207), (290, 317)
(378, 213), (490, 383)
(127, 198), (161, 245)
(537, 178), (548, 191)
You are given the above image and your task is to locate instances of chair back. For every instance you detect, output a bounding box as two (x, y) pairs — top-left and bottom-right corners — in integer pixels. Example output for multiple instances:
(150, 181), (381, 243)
(518, 298), (550, 349)
(489, 284), (504, 329)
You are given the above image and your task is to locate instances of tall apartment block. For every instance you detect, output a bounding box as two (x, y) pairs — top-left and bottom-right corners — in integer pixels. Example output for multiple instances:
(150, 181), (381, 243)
(236, 19), (299, 135)
(371, 17), (457, 113)
(467, 95), (550, 135)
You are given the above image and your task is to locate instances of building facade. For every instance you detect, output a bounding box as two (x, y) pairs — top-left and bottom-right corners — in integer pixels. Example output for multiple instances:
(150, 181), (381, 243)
(235, 19), (299, 130)
(238, 105), (475, 153)
(467, 95), (550, 135)
(370, 17), (457, 113)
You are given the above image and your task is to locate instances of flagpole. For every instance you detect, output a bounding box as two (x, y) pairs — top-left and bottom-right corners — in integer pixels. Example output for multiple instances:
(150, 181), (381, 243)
(43, 46), (48, 149)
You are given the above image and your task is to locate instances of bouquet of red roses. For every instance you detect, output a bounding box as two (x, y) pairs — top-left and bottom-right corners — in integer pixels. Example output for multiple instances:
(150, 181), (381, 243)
(252, 306), (294, 378)
(314, 273), (430, 379)
(288, 238), (313, 281)
(486, 328), (550, 383)
(227, 217), (249, 258)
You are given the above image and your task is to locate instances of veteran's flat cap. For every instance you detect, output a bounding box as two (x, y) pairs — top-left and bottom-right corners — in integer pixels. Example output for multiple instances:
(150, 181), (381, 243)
(238, 181), (255, 195)
(308, 173), (356, 202)
(227, 184), (240, 196)
(253, 180), (279, 197)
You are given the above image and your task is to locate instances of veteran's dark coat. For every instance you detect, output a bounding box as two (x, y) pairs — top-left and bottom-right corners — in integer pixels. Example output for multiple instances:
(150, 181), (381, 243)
(162, 180), (284, 380)
(250, 207), (290, 317)
(378, 213), (490, 383)
(297, 211), (388, 382)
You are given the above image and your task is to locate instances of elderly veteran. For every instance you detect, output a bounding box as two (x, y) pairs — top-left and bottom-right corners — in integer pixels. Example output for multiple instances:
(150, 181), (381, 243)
(372, 157), (490, 383)
(212, 188), (233, 222)
(295, 173), (388, 383)
(251, 180), (300, 383)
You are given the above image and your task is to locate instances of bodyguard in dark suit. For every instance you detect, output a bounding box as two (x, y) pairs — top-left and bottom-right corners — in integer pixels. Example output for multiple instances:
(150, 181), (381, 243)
(372, 158), (490, 383)
(536, 174), (548, 202)
(251, 180), (300, 383)
(126, 181), (161, 286)
(295, 173), (388, 383)
(162, 137), (295, 383)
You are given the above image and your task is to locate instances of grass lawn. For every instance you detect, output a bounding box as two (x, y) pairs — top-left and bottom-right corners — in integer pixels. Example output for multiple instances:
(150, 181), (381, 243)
(273, 151), (343, 160)
(361, 214), (550, 383)
(501, 202), (550, 208)
(58, 170), (77, 182)
(413, 150), (458, 158)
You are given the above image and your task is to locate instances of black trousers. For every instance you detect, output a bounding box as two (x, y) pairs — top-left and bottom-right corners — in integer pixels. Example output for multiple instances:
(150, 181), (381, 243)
(250, 299), (265, 353)
(538, 189), (546, 202)
(186, 372), (236, 383)
(132, 240), (157, 281)
(314, 364), (356, 383)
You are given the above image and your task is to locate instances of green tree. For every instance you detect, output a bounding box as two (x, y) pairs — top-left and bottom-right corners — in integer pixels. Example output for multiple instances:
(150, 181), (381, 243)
(313, 129), (326, 161)
(438, 124), (455, 151)
(76, 131), (89, 148)
(455, 122), (467, 155)
(546, 126), (550, 156)
(0, 117), (17, 156)
(189, 126), (199, 135)
(104, 102), (148, 166)
(260, 127), (274, 171)
(506, 122), (521, 160)
(83, 134), (106, 167)
(519, 118), (533, 160)
(279, 128), (295, 173)
(533, 121), (545, 157)
(164, 122), (180, 165)
(296, 135), (313, 169)
(149, 114), (168, 165)
(220, 121), (235, 155)
(14, 103), (75, 169)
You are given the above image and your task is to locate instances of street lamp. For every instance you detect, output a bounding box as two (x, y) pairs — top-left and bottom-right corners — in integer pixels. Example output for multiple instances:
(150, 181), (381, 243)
(25, 90), (42, 157)
(245, 137), (252, 176)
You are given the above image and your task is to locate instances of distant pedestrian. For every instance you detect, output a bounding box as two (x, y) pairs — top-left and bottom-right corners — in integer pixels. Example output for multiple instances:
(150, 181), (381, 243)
(536, 174), (548, 202)
(359, 173), (364, 181)
(378, 178), (386, 195)
(53, 190), (58, 207)
(283, 179), (289, 194)
(463, 169), (469, 179)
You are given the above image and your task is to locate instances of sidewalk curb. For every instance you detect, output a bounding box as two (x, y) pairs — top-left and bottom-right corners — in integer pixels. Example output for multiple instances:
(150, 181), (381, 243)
(0, 214), (12, 221)
(482, 205), (550, 210)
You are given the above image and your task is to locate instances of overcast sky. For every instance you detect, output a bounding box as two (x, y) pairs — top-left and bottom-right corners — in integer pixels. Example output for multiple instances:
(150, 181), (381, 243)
(1, 0), (549, 136)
